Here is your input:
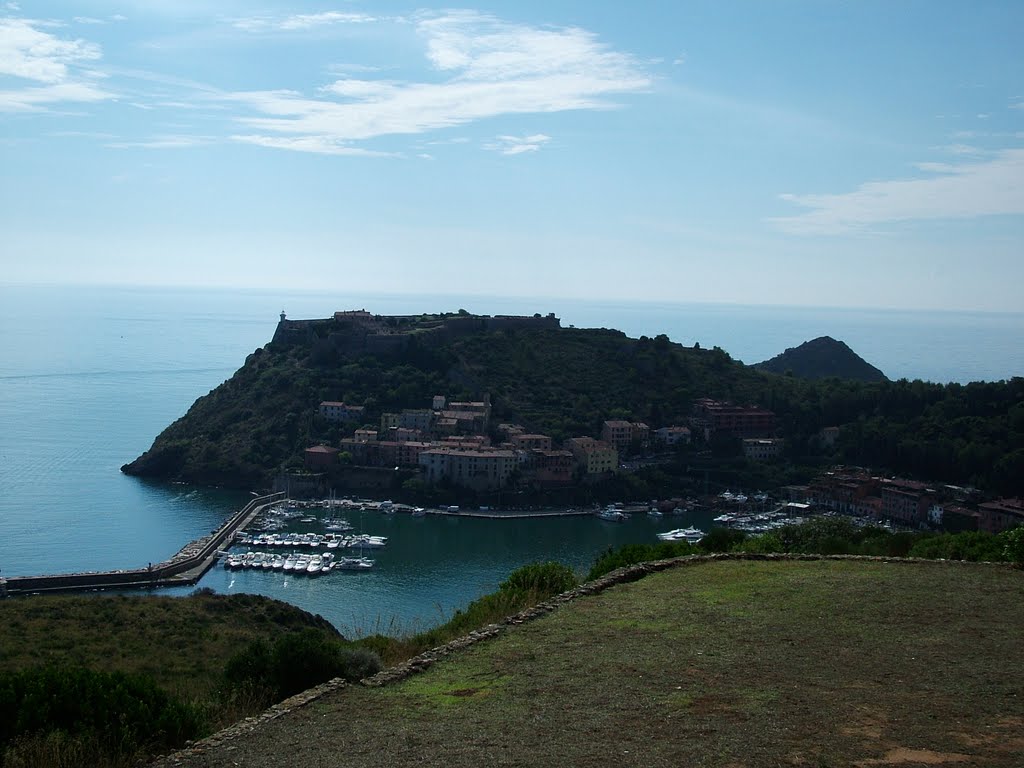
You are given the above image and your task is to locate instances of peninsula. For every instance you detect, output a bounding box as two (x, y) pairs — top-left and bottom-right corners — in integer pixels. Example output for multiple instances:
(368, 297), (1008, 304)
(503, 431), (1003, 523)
(122, 310), (1024, 510)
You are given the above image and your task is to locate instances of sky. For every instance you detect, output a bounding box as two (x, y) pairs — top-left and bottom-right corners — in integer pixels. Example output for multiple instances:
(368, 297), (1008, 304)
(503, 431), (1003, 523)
(2, 0), (1023, 311)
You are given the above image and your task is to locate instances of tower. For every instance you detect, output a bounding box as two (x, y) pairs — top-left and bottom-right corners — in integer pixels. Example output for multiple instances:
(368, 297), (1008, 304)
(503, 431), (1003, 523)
(280, 310), (286, 322)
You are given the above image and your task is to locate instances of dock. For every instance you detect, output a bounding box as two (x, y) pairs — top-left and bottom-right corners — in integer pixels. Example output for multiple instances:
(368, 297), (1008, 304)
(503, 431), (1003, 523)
(3, 491), (285, 596)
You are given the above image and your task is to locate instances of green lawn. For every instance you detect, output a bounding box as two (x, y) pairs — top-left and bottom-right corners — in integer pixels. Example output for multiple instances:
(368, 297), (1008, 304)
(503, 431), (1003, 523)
(161, 559), (1024, 768)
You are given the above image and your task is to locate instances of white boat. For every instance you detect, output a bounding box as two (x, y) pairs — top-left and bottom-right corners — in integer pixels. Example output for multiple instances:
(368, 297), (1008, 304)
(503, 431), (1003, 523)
(348, 534), (387, 548)
(596, 506), (627, 522)
(307, 555), (324, 575)
(411, 507), (426, 517)
(657, 526), (706, 544)
(335, 556), (375, 571)
(648, 507), (663, 517)
(713, 514), (735, 523)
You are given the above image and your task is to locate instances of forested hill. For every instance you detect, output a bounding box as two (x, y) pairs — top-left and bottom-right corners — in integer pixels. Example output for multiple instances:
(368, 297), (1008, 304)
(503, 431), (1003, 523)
(121, 319), (1024, 496)
(755, 336), (888, 382)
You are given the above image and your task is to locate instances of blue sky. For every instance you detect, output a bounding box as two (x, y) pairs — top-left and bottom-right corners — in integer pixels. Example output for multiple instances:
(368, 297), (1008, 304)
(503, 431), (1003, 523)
(2, 1), (1023, 310)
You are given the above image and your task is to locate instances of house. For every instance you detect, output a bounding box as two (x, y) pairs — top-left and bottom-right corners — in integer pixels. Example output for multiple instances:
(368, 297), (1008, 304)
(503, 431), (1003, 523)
(654, 426), (691, 446)
(743, 438), (784, 461)
(304, 445), (339, 471)
(880, 479), (934, 527)
(977, 498), (1024, 534)
(528, 449), (574, 487)
(691, 398), (775, 439)
(601, 420), (649, 451)
(512, 434), (552, 452)
(564, 437), (618, 476)
(318, 401), (365, 423)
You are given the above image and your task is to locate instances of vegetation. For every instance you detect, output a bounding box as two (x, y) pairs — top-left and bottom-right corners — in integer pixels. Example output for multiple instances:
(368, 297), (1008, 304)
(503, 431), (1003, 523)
(157, 560), (1024, 768)
(121, 320), (1024, 498)
(586, 518), (1022, 581)
(353, 561), (578, 666)
(0, 666), (205, 768)
(754, 335), (888, 382)
(223, 630), (381, 706)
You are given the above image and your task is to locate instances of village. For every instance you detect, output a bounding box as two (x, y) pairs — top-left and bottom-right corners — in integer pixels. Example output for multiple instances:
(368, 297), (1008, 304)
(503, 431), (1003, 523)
(301, 394), (1023, 535)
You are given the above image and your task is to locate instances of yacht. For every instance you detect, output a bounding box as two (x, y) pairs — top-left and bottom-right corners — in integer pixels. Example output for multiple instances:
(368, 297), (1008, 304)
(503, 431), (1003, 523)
(596, 506), (627, 522)
(335, 556), (375, 571)
(657, 526), (706, 544)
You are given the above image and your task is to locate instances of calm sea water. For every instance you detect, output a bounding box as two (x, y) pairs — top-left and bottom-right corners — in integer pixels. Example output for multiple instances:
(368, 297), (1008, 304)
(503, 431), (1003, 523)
(1, 284), (1021, 633)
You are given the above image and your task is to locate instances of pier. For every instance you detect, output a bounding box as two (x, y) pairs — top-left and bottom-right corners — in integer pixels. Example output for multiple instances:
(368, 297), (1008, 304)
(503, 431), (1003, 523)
(3, 492), (285, 596)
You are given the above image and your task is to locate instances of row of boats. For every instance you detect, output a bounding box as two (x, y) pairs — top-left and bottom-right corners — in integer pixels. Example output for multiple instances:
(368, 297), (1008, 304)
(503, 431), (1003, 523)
(222, 550), (375, 573)
(233, 532), (388, 549)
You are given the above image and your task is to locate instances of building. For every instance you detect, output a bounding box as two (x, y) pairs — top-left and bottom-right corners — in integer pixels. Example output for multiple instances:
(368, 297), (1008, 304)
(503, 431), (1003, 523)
(654, 426), (691, 446)
(977, 498), (1024, 534)
(691, 398), (776, 439)
(380, 412), (400, 431)
(398, 409), (434, 432)
(418, 447), (517, 490)
(564, 437), (618, 476)
(512, 434), (552, 452)
(318, 401), (366, 423)
(353, 429), (377, 443)
(304, 445), (338, 471)
(880, 479), (934, 527)
(743, 438), (784, 461)
(528, 449), (574, 487)
(601, 420), (649, 451)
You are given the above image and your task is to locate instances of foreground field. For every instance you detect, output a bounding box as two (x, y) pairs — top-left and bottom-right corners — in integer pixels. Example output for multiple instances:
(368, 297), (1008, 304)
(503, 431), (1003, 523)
(159, 559), (1024, 768)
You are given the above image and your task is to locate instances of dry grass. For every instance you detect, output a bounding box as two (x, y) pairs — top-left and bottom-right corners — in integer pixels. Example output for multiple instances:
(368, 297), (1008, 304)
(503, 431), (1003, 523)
(162, 560), (1024, 768)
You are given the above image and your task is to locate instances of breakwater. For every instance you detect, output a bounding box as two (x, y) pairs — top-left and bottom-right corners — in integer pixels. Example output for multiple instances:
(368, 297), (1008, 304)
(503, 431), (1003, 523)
(1, 492), (285, 596)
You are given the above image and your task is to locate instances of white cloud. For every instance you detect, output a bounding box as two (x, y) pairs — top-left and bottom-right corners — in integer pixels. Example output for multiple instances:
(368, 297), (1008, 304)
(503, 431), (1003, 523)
(484, 133), (550, 155)
(770, 149), (1024, 235)
(0, 17), (101, 82)
(232, 12), (376, 32)
(230, 134), (393, 156)
(0, 80), (111, 112)
(0, 17), (112, 111)
(106, 134), (215, 149)
(227, 11), (649, 155)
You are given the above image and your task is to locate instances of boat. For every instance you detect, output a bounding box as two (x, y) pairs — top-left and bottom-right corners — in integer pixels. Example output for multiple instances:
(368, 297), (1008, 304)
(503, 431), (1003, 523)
(648, 507), (663, 517)
(657, 526), (706, 544)
(334, 556), (375, 571)
(306, 555), (324, 575)
(411, 507), (426, 517)
(596, 506), (627, 522)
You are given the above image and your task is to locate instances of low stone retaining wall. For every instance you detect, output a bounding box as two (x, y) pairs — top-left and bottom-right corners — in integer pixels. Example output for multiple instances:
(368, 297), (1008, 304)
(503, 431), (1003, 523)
(150, 552), (1014, 766)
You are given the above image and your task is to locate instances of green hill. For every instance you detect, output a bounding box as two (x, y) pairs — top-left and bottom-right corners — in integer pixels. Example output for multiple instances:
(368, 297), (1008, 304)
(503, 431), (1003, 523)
(755, 335), (888, 382)
(121, 313), (1024, 496)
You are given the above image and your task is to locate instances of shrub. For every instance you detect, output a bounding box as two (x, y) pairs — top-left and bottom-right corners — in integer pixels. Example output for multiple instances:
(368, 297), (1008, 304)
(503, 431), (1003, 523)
(998, 526), (1024, 566)
(499, 562), (577, 597)
(0, 665), (206, 766)
(222, 631), (382, 703)
(907, 531), (1006, 562)
(697, 527), (747, 553)
(586, 542), (694, 581)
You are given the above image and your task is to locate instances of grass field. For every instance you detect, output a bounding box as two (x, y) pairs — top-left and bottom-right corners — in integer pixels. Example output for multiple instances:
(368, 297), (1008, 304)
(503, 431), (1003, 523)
(161, 559), (1024, 768)
(0, 591), (339, 702)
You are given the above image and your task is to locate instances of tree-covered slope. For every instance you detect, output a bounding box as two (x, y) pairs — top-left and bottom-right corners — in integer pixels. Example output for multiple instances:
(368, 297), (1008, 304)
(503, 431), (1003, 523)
(121, 324), (1024, 496)
(755, 336), (888, 382)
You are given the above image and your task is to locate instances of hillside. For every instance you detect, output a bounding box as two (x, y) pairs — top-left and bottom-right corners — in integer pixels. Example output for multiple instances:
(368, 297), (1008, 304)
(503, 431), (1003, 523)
(121, 313), (1024, 496)
(755, 335), (888, 381)
(154, 559), (1024, 768)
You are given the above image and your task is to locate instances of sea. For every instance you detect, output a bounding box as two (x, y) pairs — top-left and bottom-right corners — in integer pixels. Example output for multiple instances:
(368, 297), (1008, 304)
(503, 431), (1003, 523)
(1, 283), (1021, 635)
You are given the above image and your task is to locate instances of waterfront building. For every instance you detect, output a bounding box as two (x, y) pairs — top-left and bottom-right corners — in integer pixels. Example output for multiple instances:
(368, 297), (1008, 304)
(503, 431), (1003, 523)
(304, 445), (339, 471)
(418, 446), (517, 490)
(601, 420), (649, 451)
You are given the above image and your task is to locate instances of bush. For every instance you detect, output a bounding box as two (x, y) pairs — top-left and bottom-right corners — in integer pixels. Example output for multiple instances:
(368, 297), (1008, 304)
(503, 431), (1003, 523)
(1000, 527), (1024, 566)
(697, 528), (748, 553)
(907, 531), (1006, 562)
(586, 542), (694, 581)
(499, 562), (577, 597)
(0, 666), (206, 767)
(222, 631), (382, 703)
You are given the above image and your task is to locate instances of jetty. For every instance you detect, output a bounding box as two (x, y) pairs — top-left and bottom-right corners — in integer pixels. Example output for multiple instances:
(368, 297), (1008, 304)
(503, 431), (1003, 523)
(2, 492), (285, 597)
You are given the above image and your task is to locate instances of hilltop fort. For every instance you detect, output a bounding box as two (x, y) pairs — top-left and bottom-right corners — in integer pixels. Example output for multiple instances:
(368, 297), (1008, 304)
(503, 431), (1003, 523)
(272, 309), (560, 360)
